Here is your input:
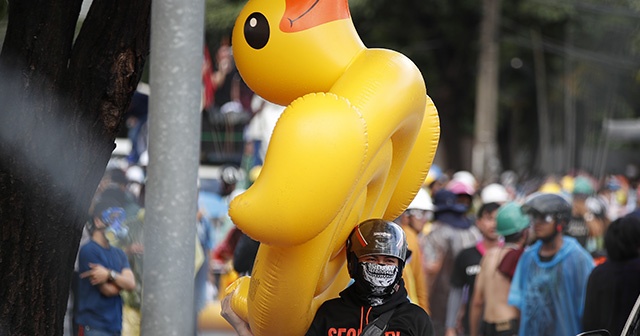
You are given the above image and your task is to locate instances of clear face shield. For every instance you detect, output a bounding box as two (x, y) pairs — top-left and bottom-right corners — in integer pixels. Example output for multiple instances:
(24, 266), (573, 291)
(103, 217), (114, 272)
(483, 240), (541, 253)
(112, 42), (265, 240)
(527, 212), (554, 225)
(408, 208), (434, 222)
(526, 210), (559, 243)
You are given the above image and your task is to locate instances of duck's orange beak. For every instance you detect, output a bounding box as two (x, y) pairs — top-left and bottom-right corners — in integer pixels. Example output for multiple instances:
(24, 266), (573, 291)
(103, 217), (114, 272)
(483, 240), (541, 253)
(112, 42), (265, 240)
(280, 0), (350, 33)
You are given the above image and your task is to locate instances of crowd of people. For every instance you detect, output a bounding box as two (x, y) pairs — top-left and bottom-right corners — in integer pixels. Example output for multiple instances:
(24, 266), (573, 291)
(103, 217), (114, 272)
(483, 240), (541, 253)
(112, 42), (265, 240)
(70, 141), (640, 336)
(219, 165), (640, 336)
(68, 43), (640, 336)
(71, 120), (640, 336)
(419, 169), (640, 336)
(423, 169), (640, 336)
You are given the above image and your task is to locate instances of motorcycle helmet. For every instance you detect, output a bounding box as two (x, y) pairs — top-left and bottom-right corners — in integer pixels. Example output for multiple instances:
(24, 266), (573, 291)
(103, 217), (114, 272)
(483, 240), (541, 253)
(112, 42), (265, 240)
(220, 165), (242, 185)
(347, 219), (407, 277)
(521, 192), (571, 224)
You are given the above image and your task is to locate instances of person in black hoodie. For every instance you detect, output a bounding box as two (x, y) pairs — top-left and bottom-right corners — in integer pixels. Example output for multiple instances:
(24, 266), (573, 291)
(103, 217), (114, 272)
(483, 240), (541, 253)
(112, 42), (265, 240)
(305, 218), (434, 335)
(221, 218), (435, 336)
(582, 215), (640, 336)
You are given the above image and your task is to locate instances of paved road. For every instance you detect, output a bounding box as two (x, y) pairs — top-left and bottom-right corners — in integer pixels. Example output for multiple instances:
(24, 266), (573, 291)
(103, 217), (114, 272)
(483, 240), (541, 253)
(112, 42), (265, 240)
(64, 299), (236, 336)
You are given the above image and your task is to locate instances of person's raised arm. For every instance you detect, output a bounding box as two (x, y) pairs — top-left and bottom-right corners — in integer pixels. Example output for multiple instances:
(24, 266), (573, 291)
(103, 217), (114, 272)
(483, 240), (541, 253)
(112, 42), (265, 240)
(221, 294), (254, 336)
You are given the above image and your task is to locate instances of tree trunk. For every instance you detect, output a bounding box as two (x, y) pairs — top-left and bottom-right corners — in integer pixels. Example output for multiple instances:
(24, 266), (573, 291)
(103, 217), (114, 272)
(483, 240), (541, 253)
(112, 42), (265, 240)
(531, 29), (551, 174)
(0, 0), (150, 334)
(472, 0), (501, 183)
(432, 64), (475, 172)
(433, 85), (465, 171)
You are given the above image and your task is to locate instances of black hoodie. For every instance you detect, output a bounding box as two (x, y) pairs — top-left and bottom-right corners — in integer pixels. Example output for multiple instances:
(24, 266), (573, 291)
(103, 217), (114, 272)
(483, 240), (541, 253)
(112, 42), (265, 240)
(306, 279), (434, 336)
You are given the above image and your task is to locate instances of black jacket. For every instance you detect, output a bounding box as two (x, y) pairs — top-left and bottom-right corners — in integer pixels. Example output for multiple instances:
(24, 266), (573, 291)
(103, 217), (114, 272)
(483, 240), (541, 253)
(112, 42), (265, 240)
(232, 232), (260, 275)
(306, 279), (434, 336)
(583, 257), (640, 336)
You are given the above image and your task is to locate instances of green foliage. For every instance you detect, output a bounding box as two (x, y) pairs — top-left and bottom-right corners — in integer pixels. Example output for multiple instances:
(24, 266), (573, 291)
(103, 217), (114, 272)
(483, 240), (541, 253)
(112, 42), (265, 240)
(204, 0), (245, 48)
(201, 0), (640, 173)
(205, 0), (244, 31)
(351, 0), (482, 134)
(519, 0), (576, 24)
(0, 0), (6, 20)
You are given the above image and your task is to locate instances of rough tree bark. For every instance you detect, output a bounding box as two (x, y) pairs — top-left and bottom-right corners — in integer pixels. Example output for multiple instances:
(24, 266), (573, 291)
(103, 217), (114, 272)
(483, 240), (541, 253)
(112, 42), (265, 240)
(472, 0), (501, 183)
(0, 0), (151, 334)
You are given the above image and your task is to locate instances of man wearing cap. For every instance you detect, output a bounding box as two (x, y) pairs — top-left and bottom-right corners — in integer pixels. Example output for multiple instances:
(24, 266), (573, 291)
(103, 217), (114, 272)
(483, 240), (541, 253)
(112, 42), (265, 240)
(447, 179), (476, 210)
(76, 200), (136, 335)
(469, 202), (530, 336)
(422, 189), (481, 335)
(397, 188), (434, 312)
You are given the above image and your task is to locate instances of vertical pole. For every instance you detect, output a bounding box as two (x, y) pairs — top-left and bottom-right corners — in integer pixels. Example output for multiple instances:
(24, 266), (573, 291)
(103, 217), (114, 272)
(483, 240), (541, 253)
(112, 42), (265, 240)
(598, 119), (611, 181)
(563, 25), (576, 173)
(141, 0), (204, 333)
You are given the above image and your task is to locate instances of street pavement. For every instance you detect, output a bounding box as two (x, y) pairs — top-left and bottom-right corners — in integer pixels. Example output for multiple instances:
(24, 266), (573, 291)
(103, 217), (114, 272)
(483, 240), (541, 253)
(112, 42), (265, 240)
(63, 298), (237, 336)
(199, 332), (236, 336)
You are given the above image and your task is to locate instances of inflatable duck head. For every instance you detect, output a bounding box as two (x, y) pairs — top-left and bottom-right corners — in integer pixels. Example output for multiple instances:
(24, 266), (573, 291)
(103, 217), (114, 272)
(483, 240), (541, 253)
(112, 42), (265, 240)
(232, 0), (366, 106)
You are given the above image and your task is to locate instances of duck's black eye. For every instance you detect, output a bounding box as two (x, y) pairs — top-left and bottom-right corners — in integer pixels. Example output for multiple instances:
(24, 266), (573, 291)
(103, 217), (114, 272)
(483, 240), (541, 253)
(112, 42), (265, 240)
(244, 12), (270, 50)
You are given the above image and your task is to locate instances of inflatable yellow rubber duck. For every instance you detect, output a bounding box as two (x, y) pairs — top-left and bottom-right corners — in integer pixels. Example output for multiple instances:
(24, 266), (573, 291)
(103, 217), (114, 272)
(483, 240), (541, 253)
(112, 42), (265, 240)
(225, 0), (440, 334)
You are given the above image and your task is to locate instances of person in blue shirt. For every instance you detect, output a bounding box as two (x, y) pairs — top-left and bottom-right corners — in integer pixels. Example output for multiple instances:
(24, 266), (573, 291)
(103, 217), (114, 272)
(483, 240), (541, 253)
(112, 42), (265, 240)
(76, 200), (136, 335)
(508, 193), (594, 336)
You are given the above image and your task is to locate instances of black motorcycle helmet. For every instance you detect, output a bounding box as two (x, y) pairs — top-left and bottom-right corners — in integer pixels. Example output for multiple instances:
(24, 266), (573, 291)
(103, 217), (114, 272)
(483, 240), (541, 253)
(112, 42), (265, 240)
(346, 219), (408, 278)
(521, 192), (572, 224)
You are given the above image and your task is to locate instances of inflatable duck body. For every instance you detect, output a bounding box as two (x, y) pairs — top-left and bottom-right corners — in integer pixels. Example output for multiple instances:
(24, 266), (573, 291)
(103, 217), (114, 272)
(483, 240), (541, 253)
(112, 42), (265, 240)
(226, 0), (440, 334)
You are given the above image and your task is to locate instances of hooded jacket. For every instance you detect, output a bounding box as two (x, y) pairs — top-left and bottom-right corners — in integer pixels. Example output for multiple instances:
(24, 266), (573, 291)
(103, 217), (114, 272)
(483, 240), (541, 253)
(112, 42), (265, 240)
(306, 279), (434, 336)
(508, 236), (594, 336)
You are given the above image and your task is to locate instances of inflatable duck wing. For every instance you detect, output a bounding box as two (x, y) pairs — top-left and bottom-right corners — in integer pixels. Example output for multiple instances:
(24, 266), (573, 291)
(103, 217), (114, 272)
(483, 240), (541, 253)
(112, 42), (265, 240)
(225, 0), (440, 334)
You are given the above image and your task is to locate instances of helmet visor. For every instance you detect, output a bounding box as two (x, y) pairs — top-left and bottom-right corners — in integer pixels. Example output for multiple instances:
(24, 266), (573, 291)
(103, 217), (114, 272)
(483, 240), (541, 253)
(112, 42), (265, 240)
(349, 219), (407, 262)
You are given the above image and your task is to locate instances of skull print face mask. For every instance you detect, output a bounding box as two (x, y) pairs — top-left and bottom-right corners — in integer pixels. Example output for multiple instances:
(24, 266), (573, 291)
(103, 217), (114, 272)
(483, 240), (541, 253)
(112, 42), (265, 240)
(352, 261), (400, 306)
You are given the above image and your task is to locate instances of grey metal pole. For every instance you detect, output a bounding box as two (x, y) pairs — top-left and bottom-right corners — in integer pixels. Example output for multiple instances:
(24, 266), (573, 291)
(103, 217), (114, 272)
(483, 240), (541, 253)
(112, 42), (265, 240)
(141, 0), (204, 333)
